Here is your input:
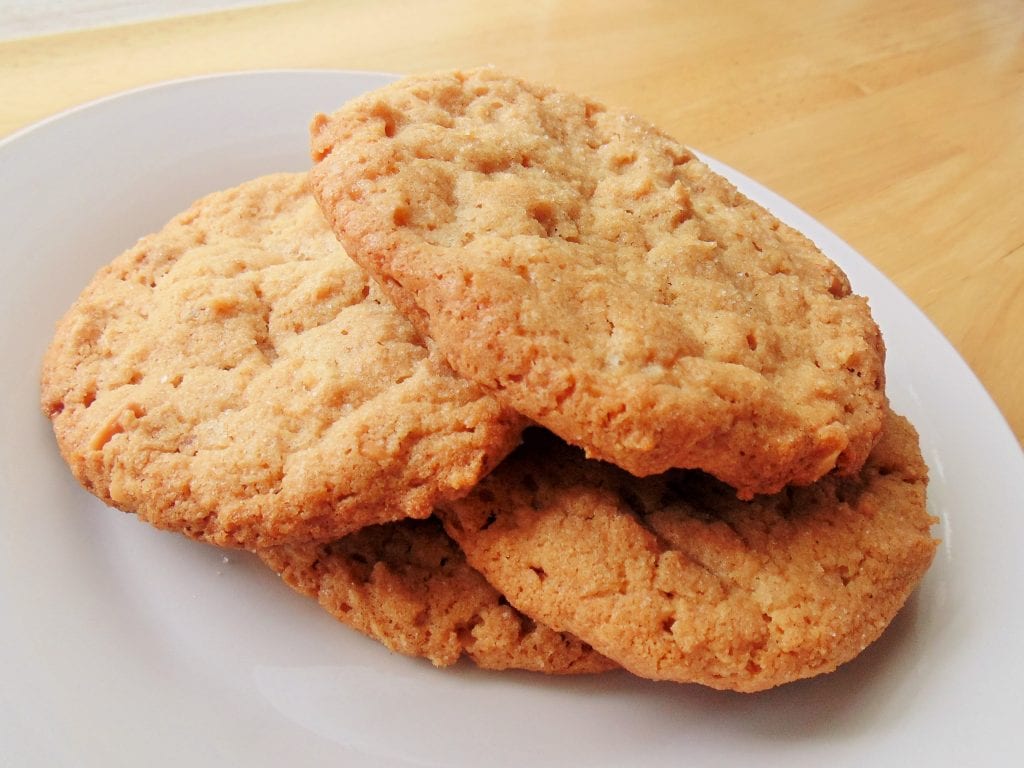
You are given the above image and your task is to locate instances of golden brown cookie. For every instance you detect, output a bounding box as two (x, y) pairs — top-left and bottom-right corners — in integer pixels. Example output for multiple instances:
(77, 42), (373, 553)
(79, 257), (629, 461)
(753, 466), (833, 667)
(259, 517), (614, 674)
(440, 409), (937, 692)
(41, 173), (524, 549)
(310, 67), (887, 498)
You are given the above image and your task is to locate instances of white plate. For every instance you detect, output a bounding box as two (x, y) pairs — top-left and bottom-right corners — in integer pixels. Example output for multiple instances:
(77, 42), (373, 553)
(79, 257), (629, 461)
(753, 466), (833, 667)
(1, 70), (1022, 767)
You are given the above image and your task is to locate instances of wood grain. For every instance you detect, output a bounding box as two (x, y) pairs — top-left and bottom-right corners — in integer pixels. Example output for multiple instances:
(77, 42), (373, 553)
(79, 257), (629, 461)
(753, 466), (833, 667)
(2, 0), (1021, 444)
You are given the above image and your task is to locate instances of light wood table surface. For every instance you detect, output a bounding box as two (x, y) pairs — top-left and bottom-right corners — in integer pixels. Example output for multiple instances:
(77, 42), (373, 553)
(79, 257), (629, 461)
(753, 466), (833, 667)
(3, 0), (1021, 446)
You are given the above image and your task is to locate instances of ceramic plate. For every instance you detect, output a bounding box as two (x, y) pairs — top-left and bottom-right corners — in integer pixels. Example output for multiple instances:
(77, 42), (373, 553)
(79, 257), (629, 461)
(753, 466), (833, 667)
(2, 70), (1021, 767)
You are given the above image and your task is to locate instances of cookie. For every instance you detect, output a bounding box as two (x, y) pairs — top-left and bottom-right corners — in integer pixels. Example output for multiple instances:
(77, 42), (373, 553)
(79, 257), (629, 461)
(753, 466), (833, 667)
(259, 517), (614, 674)
(440, 409), (937, 692)
(41, 173), (524, 549)
(310, 67), (886, 498)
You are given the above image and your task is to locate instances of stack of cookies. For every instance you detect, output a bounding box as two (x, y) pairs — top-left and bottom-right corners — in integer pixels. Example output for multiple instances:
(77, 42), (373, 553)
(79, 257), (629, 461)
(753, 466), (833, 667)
(41, 68), (937, 692)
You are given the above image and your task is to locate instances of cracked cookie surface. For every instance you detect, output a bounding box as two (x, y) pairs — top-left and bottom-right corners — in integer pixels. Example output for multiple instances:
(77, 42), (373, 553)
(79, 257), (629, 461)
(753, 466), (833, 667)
(310, 67), (887, 497)
(440, 409), (937, 692)
(260, 517), (614, 674)
(41, 173), (524, 549)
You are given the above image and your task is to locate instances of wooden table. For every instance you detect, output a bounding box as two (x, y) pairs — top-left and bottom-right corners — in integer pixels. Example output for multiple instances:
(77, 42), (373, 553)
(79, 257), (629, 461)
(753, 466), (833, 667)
(3, 0), (1021, 445)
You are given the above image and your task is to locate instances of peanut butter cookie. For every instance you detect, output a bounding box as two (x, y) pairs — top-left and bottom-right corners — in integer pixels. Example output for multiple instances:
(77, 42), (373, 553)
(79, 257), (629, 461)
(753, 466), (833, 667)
(260, 518), (614, 674)
(441, 409), (937, 692)
(41, 173), (524, 549)
(310, 68), (886, 498)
